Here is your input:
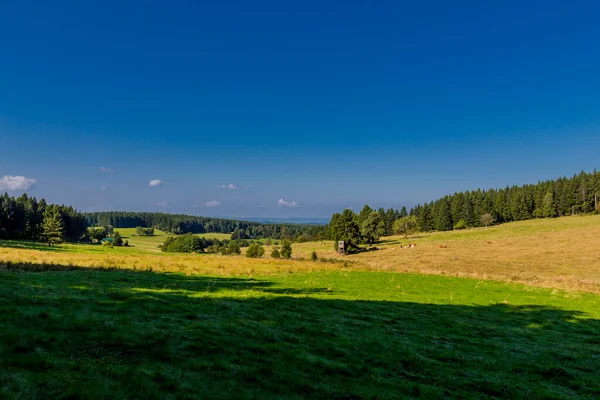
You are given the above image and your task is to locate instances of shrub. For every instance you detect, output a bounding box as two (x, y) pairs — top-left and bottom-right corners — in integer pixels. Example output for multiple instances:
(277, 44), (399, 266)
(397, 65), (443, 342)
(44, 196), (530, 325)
(135, 226), (154, 236)
(245, 243), (265, 258)
(453, 220), (467, 230)
(280, 240), (292, 259)
(226, 241), (241, 255)
(271, 248), (281, 259)
(113, 231), (124, 246)
(101, 240), (113, 248)
(310, 250), (318, 261)
(162, 234), (204, 253)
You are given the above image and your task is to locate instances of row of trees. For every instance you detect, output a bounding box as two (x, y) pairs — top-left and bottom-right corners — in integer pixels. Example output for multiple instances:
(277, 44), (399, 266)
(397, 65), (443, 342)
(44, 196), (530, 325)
(410, 170), (600, 232)
(85, 211), (324, 240)
(0, 193), (87, 244)
(325, 170), (600, 248)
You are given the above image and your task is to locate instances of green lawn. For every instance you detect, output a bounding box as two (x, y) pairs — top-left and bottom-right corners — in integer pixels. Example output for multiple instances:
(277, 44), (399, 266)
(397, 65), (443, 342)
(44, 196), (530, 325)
(1, 268), (599, 399)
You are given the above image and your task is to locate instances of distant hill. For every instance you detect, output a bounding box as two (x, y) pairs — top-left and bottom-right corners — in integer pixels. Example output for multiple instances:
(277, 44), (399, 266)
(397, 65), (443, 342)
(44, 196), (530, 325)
(223, 217), (330, 225)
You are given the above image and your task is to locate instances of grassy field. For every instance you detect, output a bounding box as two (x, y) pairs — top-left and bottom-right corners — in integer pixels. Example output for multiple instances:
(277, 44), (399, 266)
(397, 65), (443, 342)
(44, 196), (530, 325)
(1, 215), (600, 398)
(1, 268), (599, 399)
(114, 228), (232, 253)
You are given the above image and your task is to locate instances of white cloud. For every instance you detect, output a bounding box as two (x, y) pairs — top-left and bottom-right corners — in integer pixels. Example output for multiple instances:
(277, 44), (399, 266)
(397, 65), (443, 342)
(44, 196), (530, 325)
(101, 185), (107, 191)
(217, 184), (237, 190)
(277, 198), (298, 208)
(99, 166), (113, 173)
(244, 185), (251, 190)
(149, 179), (163, 187)
(0, 175), (36, 191)
(154, 201), (170, 207)
(204, 200), (221, 208)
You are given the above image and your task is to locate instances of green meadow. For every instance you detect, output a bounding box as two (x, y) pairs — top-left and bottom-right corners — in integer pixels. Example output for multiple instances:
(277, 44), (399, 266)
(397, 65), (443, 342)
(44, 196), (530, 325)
(1, 268), (599, 399)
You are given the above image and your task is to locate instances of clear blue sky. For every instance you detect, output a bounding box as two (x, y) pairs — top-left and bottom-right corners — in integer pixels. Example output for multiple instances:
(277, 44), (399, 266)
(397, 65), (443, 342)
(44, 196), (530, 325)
(1, 0), (599, 218)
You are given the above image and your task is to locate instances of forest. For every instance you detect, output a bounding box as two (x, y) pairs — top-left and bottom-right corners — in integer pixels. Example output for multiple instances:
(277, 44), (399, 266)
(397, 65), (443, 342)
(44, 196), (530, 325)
(326, 170), (600, 249)
(84, 211), (323, 240)
(0, 193), (87, 242)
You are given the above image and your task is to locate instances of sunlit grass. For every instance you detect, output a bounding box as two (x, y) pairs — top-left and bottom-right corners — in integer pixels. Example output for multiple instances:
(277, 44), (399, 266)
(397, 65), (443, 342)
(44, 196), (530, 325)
(0, 269), (598, 398)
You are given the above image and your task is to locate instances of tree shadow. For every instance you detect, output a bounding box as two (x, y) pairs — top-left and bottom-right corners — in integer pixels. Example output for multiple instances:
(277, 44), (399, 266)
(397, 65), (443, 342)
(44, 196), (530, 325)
(1, 265), (599, 399)
(0, 240), (67, 252)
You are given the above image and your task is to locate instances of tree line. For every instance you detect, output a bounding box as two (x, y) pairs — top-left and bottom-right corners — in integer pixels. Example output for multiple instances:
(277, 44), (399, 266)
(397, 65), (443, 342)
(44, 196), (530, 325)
(84, 211), (324, 240)
(325, 170), (600, 249)
(409, 169), (600, 232)
(0, 193), (87, 244)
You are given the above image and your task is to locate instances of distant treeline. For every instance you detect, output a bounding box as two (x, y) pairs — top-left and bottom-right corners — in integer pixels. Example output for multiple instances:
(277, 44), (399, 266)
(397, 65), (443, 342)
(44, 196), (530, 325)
(325, 170), (600, 249)
(409, 170), (600, 232)
(0, 193), (87, 242)
(84, 211), (324, 240)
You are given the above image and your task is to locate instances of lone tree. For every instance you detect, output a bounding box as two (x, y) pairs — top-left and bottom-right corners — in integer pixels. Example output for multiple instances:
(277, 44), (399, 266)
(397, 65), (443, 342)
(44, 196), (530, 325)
(42, 207), (64, 246)
(392, 215), (418, 238)
(280, 239), (292, 259)
(480, 213), (494, 228)
(113, 231), (124, 246)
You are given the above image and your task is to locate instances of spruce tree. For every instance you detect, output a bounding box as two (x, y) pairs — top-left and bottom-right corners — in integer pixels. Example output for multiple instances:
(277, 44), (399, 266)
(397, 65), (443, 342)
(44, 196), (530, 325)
(42, 208), (64, 246)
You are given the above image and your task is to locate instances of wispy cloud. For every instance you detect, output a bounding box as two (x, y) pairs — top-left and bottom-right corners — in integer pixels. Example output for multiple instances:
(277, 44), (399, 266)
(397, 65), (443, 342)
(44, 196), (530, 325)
(101, 184), (107, 191)
(217, 184), (237, 190)
(204, 200), (221, 208)
(149, 179), (163, 188)
(153, 201), (170, 208)
(0, 175), (36, 191)
(99, 166), (113, 173)
(244, 185), (251, 190)
(277, 198), (298, 208)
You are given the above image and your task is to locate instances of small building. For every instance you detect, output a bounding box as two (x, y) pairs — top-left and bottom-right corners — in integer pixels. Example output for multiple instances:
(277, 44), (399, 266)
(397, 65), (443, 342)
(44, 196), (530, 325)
(338, 240), (347, 255)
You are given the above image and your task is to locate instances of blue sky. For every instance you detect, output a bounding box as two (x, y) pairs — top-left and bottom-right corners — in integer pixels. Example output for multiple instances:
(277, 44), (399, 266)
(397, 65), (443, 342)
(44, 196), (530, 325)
(1, 0), (599, 217)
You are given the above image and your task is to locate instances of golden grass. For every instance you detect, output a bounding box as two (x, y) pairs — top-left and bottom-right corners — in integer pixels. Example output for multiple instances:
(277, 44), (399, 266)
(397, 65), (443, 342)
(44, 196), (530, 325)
(2, 215), (600, 293)
(0, 247), (333, 277)
(291, 214), (600, 293)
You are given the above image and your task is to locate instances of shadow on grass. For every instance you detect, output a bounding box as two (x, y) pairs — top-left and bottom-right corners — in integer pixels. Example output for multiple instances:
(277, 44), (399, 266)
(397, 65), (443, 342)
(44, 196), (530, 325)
(0, 240), (68, 252)
(0, 263), (599, 399)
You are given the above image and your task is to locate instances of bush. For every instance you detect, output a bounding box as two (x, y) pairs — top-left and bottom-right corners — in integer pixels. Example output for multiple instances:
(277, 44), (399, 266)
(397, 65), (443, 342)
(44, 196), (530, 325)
(246, 243), (265, 258)
(101, 240), (113, 248)
(162, 234), (204, 253)
(453, 220), (467, 230)
(270, 248), (281, 259)
(135, 226), (154, 236)
(280, 239), (292, 259)
(226, 241), (241, 255)
(310, 250), (318, 261)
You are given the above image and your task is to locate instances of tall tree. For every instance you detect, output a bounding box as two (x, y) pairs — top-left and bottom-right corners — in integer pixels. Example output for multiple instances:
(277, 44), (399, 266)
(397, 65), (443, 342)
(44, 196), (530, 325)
(361, 211), (385, 246)
(329, 209), (361, 249)
(42, 207), (64, 246)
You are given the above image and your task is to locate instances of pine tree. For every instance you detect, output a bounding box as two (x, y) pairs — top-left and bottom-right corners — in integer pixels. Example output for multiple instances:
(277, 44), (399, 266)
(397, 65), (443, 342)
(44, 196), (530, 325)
(42, 208), (64, 246)
(399, 206), (408, 218)
(418, 204), (434, 232)
(435, 198), (453, 231)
